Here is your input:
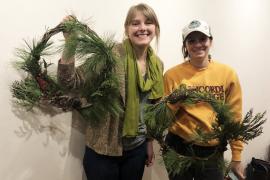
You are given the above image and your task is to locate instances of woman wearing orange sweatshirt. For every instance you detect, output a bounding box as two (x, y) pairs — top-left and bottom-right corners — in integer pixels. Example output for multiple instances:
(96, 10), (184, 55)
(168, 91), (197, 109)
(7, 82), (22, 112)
(164, 19), (245, 180)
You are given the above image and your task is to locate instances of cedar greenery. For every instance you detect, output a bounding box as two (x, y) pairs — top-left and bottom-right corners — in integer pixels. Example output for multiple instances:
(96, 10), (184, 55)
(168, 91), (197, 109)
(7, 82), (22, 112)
(145, 84), (266, 176)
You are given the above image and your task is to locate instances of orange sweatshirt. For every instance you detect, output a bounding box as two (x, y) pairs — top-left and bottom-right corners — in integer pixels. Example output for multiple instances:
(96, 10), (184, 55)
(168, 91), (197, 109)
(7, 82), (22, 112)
(163, 60), (243, 161)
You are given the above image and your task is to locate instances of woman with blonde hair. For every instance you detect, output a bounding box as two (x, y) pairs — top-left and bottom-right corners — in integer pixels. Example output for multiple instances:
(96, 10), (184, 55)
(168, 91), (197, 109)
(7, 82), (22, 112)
(58, 3), (163, 180)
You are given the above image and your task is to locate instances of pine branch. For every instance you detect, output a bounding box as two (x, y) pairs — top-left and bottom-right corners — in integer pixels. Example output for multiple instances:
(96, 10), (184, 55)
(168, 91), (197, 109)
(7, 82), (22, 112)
(62, 20), (123, 122)
(11, 78), (42, 109)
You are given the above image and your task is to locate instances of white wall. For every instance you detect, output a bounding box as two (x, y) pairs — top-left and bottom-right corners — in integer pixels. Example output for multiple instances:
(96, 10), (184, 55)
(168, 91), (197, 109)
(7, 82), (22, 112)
(1, 0), (270, 179)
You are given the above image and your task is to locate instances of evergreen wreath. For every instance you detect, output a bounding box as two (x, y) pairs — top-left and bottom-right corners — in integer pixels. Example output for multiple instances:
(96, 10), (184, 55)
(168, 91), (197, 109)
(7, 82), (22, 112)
(11, 18), (123, 124)
(144, 84), (267, 176)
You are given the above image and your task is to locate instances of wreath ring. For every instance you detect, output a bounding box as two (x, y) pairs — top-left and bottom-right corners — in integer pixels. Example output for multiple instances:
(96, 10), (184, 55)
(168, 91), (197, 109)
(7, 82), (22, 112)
(11, 19), (122, 124)
(144, 84), (266, 176)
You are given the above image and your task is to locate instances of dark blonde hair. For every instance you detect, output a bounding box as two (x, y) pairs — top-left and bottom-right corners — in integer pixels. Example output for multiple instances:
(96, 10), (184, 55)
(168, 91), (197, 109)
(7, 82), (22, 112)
(124, 3), (160, 43)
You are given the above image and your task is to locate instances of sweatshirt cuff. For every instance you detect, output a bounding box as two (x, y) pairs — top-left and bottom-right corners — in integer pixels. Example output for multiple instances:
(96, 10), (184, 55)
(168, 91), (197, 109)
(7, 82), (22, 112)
(231, 149), (242, 161)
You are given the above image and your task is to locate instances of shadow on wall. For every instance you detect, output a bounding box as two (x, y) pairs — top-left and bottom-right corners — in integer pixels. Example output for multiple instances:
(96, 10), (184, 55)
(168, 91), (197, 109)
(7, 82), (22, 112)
(268, 145), (270, 162)
(11, 100), (87, 180)
(62, 111), (87, 180)
(10, 99), (170, 180)
(11, 102), (69, 155)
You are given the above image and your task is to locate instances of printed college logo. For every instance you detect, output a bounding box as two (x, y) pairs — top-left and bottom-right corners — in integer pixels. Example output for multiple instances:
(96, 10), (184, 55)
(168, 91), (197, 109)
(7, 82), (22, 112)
(188, 20), (201, 29)
(187, 85), (225, 101)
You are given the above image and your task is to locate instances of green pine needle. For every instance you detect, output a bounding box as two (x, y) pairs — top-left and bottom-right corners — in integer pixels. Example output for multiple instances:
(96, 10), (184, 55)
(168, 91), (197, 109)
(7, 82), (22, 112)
(62, 20), (123, 123)
(11, 78), (42, 109)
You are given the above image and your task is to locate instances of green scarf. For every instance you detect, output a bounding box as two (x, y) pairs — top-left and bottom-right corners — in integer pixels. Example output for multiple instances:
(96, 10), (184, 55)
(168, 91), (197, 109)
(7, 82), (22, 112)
(122, 39), (164, 137)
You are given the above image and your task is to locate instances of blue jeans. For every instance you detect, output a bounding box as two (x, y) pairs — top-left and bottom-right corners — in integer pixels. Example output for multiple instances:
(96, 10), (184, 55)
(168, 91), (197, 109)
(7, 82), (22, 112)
(83, 141), (147, 180)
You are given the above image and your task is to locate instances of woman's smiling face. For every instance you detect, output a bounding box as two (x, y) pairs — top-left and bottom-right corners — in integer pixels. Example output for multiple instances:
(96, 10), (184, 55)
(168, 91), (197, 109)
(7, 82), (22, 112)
(185, 31), (212, 60)
(126, 10), (156, 48)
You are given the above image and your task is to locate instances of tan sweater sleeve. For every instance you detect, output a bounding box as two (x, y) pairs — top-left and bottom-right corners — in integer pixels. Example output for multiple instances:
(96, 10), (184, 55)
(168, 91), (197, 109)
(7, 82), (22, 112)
(57, 60), (85, 89)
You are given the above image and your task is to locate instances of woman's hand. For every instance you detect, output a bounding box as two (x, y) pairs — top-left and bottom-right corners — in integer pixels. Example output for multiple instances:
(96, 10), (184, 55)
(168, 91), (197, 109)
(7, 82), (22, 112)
(60, 15), (77, 64)
(230, 161), (245, 180)
(145, 140), (155, 167)
(61, 15), (77, 40)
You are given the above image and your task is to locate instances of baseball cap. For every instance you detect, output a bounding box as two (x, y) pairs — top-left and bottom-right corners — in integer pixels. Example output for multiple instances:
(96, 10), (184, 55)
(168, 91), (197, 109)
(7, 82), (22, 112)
(182, 20), (212, 41)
